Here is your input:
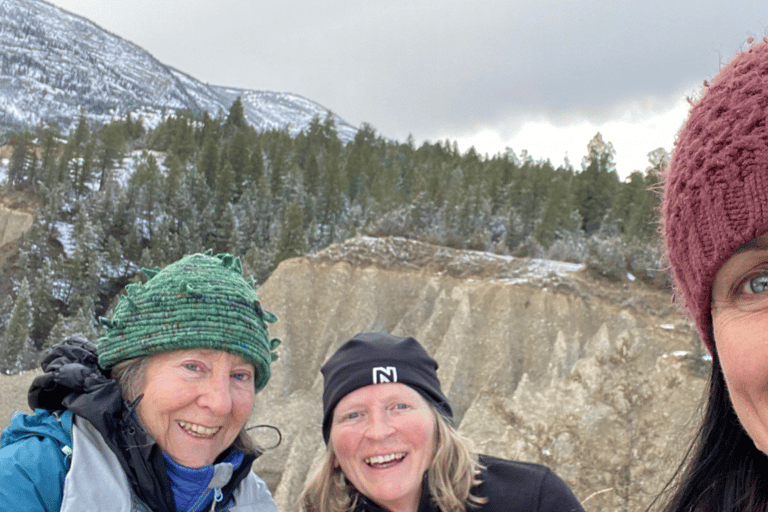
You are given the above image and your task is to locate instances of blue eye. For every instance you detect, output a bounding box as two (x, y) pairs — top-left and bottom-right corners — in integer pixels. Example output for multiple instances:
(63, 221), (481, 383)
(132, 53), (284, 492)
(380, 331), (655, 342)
(347, 411), (359, 419)
(396, 403), (408, 410)
(748, 275), (768, 293)
(185, 363), (201, 372)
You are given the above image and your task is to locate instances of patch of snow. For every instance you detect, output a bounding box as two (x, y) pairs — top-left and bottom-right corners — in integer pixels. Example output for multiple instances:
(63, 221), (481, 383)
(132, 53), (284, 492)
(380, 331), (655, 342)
(626, 272), (635, 281)
(526, 258), (584, 276)
(660, 324), (675, 330)
(54, 221), (74, 257)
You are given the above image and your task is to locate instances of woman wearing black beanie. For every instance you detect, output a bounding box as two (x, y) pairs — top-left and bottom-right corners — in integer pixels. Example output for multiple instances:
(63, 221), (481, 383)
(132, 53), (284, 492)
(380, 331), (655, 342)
(297, 332), (584, 512)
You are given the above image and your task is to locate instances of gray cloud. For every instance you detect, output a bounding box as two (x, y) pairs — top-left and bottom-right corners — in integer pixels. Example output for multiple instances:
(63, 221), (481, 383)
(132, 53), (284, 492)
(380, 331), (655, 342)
(53, 0), (767, 146)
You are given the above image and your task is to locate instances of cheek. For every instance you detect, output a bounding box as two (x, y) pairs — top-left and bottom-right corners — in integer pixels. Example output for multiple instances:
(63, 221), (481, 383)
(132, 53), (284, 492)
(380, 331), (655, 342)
(417, 423), (437, 458)
(330, 429), (357, 468)
(714, 310), (768, 391)
(232, 389), (255, 422)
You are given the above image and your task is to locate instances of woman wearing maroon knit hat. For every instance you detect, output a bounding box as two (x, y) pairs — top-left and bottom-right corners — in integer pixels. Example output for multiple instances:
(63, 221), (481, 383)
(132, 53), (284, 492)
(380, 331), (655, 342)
(659, 39), (768, 511)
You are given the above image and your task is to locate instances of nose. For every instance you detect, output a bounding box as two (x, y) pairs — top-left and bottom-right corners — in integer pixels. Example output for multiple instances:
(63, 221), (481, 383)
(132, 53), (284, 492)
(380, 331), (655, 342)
(364, 408), (396, 439)
(197, 373), (233, 416)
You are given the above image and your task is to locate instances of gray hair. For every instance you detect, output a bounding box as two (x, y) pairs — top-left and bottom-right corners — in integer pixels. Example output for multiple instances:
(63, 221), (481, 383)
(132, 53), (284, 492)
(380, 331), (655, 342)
(110, 355), (262, 456)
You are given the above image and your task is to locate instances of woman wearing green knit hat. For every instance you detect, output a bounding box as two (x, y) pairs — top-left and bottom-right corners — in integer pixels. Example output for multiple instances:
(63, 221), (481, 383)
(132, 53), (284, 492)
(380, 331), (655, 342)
(0, 250), (281, 512)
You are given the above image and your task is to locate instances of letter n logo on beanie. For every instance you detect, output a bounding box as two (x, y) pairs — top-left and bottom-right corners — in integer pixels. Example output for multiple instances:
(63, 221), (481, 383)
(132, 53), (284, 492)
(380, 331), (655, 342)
(372, 366), (397, 384)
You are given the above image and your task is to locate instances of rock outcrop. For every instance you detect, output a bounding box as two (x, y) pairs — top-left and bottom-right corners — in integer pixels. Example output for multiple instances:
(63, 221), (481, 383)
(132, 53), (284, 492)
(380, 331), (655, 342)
(0, 205), (32, 248)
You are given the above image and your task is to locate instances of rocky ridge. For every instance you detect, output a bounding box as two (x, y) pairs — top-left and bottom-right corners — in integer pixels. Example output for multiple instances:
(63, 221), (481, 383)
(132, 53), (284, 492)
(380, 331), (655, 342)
(0, 0), (357, 138)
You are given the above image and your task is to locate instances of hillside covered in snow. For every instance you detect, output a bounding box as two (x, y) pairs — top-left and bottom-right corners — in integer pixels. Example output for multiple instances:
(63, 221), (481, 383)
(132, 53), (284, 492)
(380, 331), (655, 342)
(0, 0), (357, 138)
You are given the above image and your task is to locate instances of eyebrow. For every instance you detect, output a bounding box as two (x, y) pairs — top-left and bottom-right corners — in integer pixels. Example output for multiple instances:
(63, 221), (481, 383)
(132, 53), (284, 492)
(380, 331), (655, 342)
(739, 236), (768, 253)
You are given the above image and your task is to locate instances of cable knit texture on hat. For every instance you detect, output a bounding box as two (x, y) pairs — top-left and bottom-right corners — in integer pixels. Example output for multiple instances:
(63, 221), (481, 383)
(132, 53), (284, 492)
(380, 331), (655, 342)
(98, 250), (280, 391)
(663, 41), (768, 352)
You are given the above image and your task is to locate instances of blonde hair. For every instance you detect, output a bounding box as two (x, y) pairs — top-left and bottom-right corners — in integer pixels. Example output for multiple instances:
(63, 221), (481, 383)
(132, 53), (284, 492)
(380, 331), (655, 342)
(296, 406), (487, 512)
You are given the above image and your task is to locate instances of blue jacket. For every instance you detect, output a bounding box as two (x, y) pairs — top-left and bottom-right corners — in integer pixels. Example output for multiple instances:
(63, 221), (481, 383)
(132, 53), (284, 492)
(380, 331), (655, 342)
(0, 408), (73, 511)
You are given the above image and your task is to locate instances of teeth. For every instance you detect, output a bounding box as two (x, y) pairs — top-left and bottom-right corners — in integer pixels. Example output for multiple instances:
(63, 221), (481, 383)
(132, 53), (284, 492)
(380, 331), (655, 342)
(365, 453), (405, 465)
(178, 421), (220, 437)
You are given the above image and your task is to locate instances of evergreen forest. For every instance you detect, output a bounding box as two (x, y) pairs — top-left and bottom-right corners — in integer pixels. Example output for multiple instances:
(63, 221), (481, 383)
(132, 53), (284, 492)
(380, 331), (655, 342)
(0, 97), (668, 374)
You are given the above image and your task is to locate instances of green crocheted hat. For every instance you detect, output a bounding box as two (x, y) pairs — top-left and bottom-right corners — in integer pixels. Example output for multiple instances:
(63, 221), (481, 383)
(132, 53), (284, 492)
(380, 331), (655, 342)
(98, 250), (280, 391)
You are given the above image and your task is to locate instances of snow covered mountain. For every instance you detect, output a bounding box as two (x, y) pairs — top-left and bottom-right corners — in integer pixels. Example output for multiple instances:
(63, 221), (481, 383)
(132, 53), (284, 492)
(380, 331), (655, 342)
(0, 0), (358, 139)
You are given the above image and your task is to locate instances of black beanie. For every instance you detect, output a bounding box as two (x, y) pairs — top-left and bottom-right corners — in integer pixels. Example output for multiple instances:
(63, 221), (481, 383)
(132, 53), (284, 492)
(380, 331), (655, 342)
(320, 332), (453, 443)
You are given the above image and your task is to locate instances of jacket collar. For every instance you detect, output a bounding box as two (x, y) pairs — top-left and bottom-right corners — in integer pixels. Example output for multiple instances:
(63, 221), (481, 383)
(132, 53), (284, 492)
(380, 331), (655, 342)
(353, 472), (433, 512)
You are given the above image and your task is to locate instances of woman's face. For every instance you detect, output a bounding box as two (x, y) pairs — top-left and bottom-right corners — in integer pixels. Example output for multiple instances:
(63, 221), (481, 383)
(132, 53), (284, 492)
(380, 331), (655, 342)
(137, 349), (256, 468)
(712, 232), (768, 454)
(330, 382), (436, 512)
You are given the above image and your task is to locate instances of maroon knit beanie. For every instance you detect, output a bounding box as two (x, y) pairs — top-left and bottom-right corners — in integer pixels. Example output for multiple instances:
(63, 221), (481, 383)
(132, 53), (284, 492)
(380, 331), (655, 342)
(662, 40), (768, 353)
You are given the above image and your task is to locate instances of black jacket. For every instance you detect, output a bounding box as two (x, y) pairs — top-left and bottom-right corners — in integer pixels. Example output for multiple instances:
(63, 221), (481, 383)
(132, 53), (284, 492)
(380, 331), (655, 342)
(354, 454), (585, 512)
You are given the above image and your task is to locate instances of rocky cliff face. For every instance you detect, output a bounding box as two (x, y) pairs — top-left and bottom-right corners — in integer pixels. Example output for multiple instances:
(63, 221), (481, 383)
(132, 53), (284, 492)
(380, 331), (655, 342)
(0, 191), (34, 248)
(250, 237), (705, 512)
(0, 191), (35, 292)
(0, 236), (705, 512)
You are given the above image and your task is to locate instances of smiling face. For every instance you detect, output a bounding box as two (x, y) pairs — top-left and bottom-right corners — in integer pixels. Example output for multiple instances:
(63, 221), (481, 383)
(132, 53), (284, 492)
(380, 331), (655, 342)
(712, 232), (768, 454)
(136, 349), (256, 468)
(330, 382), (437, 512)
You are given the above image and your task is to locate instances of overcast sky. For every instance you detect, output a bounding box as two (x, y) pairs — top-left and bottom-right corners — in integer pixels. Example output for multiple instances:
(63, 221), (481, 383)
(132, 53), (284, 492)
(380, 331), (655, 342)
(49, 0), (768, 178)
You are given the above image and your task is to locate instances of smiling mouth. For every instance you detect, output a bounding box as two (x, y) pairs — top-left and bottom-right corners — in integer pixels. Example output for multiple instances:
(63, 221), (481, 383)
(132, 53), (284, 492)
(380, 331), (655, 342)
(365, 452), (406, 467)
(178, 421), (221, 438)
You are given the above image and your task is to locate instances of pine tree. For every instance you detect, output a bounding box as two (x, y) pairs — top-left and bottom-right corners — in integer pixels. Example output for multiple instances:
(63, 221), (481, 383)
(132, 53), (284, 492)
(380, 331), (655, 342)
(163, 153), (184, 204)
(0, 278), (33, 373)
(130, 152), (164, 241)
(46, 296), (100, 349)
(345, 123), (378, 202)
(247, 139), (264, 186)
(30, 259), (57, 347)
(170, 116), (196, 164)
(274, 203), (306, 266)
(7, 130), (32, 189)
(322, 114), (344, 199)
(199, 135), (219, 190)
(535, 167), (577, 246)
(212, 162), (236, 253)
(269, 140), (286, 198)
(197, 111), (220, 148)
(229, 130), (250, 200)
(39, 125), (60, 187)
(63, 209), (104, 313)
(76, 141), (94, 198)
(69, 114), (92, 197)
(97, 120), (127, 189)
(574, 133), (620, 234)
(224, 96), (247, 134)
